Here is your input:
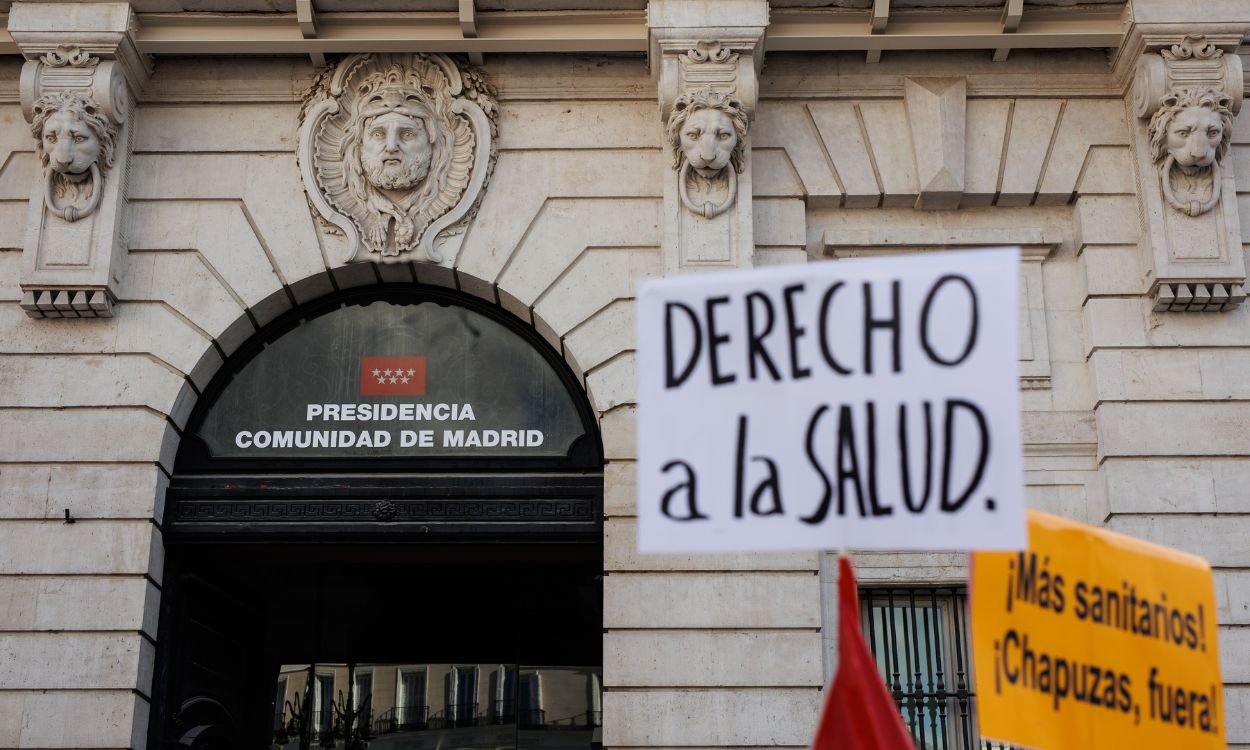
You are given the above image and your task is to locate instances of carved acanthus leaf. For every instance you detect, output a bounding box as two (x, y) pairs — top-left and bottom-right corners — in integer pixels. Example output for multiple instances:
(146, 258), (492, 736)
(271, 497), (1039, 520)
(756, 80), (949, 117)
(40, 44), (97, 68)
(684, 40), (738, 65)
(1161, 35), (1222, 62)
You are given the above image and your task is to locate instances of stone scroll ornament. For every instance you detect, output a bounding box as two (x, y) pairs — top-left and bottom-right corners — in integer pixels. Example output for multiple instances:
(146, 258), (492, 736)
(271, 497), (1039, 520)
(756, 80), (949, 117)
(28, 48), (119, 223)
(666, 89), (749, 220)
(299, 54), (497, 263)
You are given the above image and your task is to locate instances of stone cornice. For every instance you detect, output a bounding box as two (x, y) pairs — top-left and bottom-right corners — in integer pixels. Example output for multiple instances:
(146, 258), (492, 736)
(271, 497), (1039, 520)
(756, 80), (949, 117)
(0, 4), (1135, 59)
(767, 5), (1126, 53)
(0, 5), (1242, 104)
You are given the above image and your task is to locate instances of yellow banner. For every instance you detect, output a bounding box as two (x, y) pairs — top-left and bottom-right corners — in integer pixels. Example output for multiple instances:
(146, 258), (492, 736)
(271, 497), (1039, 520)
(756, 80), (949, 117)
(971, 510), (1224, 749)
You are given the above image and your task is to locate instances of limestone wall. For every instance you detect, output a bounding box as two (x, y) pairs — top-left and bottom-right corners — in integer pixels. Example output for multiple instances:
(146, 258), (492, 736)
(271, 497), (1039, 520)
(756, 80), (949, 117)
(0, 39), (1247, 750)
(748, 49), (1250, 748)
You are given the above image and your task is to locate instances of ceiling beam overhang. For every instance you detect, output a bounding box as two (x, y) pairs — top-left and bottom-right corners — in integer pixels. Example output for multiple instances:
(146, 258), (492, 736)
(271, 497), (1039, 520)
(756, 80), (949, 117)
(766, 7), (1126, 52)
(993, 0), (1024, 62)
(101, 10), (646, 55)
(459, 0), (478, 38)
(295, 0), (326, 67)
(459, 0), (485, 65)
(866, 0), (889, 63)
(0, 6), (1128, 58)
(296, 0), (317, 38)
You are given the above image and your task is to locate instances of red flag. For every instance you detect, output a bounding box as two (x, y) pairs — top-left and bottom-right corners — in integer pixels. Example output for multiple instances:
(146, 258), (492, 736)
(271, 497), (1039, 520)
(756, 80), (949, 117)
(359, 356), (427, 396)
(812, 556), (915, 750)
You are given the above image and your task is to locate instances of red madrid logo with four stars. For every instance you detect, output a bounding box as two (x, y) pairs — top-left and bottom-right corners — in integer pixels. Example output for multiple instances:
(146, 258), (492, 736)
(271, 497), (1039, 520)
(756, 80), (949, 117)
(359, 356), (427, 396)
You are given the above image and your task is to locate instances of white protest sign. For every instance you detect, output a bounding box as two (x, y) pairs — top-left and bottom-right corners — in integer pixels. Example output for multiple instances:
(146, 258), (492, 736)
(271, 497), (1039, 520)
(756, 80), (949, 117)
(636, 248), (1026, 553)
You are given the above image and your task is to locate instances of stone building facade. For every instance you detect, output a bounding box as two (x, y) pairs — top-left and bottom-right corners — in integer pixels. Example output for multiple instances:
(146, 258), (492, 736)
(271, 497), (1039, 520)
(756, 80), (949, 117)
(0, 0), (1248, 748)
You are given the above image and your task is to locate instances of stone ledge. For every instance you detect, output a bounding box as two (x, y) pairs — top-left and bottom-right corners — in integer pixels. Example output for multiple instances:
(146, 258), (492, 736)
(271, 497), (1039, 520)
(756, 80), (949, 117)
(0, 690), (148, 749)
(605, 631), (823, 688)
(19, 288), (115, 319)
(1153, 281), (1247, 312)
(604, 573), (821, 629)
(0, 577), (159, 634)
(603, 688), (822, 747)
(0, 633), (154, 692)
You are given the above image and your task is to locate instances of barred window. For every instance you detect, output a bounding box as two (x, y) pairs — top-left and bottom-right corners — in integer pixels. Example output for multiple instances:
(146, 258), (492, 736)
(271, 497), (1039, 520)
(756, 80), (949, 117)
(859, 586), (1017, 750)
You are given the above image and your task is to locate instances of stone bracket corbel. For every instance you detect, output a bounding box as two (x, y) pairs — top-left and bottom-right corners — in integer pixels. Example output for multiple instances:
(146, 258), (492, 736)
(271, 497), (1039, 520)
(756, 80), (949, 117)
(1130, 32), (1246, 312)
(649, 0), (767, 271)
(9, 3), (151, 319)
(653, 37), (762, 124)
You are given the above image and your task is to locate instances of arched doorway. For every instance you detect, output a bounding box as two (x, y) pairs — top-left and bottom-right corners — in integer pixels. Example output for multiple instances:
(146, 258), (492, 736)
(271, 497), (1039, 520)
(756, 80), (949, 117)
(149, 284), (604, 749)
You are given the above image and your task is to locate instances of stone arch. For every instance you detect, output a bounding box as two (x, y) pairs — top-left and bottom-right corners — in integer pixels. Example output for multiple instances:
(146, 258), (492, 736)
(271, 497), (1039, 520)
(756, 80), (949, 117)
(143, 264), (610, 747)
(143, 257), (622, 583)
(121, 143), (652, 478)
(166, 262), (615, 459)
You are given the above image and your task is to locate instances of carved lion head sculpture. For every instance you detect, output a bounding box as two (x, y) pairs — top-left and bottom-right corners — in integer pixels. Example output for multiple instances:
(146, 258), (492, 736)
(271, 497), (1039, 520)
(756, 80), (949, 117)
(666, 90), (749, 179)
(29, 91), (116, 222)
(1147, 87), (1234, 217)
(1149, 87), (1233, 170)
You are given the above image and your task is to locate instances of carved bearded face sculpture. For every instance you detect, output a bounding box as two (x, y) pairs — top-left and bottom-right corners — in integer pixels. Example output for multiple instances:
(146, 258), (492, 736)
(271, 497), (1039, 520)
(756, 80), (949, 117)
(360, 111), (433, 191)
(40, 108), (103, 176)
(304, 55), (498, 262)
(680, 107), (738, 178)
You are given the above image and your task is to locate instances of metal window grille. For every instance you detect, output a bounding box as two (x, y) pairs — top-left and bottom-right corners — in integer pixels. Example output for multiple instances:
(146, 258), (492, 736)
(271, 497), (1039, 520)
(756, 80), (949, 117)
(859, 586), (1018, 750)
